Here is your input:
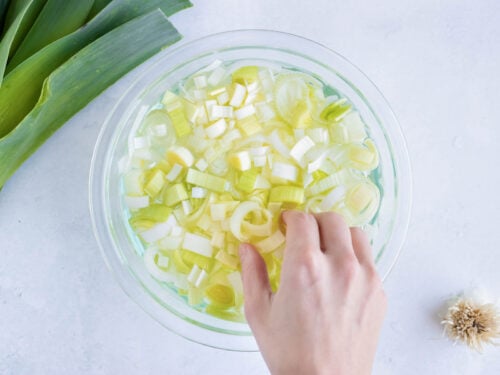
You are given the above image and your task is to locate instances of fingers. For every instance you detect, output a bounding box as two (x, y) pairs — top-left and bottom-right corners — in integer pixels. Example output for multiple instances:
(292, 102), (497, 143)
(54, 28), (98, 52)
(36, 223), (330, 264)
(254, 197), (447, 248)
(239, 243), (272, 329)
(314, 212), (353, 261)
(350, 227), (374, 267)
(281, 211), (321, 260)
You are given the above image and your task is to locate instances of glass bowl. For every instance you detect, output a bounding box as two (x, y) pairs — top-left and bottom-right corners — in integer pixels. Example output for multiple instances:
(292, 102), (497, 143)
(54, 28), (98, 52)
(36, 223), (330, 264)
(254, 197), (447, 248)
(89, 30), (412, 351)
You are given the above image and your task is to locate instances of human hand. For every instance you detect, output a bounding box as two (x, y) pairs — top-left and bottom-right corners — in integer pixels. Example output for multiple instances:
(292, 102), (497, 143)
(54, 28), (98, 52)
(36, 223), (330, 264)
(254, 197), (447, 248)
(238, 211), (387, 375)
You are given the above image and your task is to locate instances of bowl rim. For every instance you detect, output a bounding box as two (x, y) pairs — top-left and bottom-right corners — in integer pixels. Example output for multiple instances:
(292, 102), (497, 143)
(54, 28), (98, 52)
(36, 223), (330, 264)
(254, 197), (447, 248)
(89, 28), (413, 351)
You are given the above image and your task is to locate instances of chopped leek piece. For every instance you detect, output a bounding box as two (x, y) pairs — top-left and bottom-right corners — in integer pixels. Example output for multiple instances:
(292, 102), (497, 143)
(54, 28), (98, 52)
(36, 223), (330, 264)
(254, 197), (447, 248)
(125, 195), (150, 210)
(182, 232), (213, 257)
(144, 169), (165, 198)
(320, 99), (351, 123)
(164, 183), (188, 206)
(205, 283), (235, 309)
(290, 135), (315, 163)
(255, 230), (285, 253)
(232, 65), (259, 84)
(167, 146), (194, 167)
(165, 163), (183, 181)
(237, 169), (259, 193)
(229, 83), (246, 107)
(129, 204), (171, 229)
(205, 118), (227, 139)
(186, 168), (227, 193)
(269, 186), (305, 204)
(228, 151), (251, 171)
(163, 93), (192, 138)
(182, 249), (214, 271)
(215, 250), (239, 269)
(272, 162), (298, 182)
(140, 221), (172, 243)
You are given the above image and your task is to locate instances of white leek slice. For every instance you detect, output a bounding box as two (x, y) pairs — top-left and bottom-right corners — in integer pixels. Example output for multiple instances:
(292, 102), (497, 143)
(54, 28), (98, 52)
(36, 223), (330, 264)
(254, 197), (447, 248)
(272, 162), (298, 181)
(268, 129), (291, 157)
(195, 158), (208, 172)
(255, 175), (271, 189)
(200, 59), (222, 73)
(229, 83), (247, 107)
(290, 136), (315, 163)
(228, 151), (252, 171)
(188, 264), (201, 284)
(348, 139), (379, 171)
(170, 226), (184, 237)
(205, 119), (228, 139)
(144, 247), (173, 282)
(125, 195), (150, 210)
(256, 230), (285, 253)
(140, 221), (173, 243)
(194, 269), (208, 288)
(194, 75), (207, 89)
(182, 200), (193, 215)
(133, 136), (150, 150)
(164, 184), (188, 206)
(207, 66), (226, 86)
(320, 186), (346, 211)
(159, 236), (183, 250)
(124, 170), (144, 196)
(241, 208), (273, 237)
(191, 187), (207, 198)
(222, 129), (242, 144)
(144, 169), (165, 198)
(255, 102), (276, 122)
(217, 91), (230, 105)
(342, 112), (367, 142)
(253, 156), (267, 167)
(210, 105), (233, 120)
(210, 203), (229, 221)
(166, 163), (183, 182)
(308, 170), (349, 195)
(182, 232), (213, 258)
(234, 105), (256, 120)
(167, 146), (194, 167)
(227, 271), (243, 295)
(211, 232), (225, 248)
(186, 169), (228, 193)
(229, 201), (260, 241)
(215, 250), (239, 269)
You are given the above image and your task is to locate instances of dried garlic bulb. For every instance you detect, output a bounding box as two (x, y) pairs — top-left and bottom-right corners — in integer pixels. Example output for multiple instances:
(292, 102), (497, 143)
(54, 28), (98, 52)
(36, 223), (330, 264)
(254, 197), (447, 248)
(442, 293), (500, 351)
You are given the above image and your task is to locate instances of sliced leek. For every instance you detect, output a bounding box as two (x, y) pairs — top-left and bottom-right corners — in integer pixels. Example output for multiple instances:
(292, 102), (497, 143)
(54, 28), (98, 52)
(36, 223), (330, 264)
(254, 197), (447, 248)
(122, 60), (382, 321)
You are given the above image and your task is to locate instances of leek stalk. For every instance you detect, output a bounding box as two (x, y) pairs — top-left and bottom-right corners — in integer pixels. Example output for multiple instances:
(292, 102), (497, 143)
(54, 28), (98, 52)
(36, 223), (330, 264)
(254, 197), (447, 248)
(0, 0), (191, 137)
(8, 0), (95, 68)
(0, 10), (182, 187)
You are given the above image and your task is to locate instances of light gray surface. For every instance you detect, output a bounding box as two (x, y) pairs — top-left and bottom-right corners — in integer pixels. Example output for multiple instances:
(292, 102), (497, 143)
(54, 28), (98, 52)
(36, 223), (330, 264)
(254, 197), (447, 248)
(1, 0), (500, 374)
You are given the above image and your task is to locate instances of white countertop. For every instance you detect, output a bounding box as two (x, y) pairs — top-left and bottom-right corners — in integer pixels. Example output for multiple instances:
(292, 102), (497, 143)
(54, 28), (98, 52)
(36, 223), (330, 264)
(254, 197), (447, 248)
(1, 0), (500, 374)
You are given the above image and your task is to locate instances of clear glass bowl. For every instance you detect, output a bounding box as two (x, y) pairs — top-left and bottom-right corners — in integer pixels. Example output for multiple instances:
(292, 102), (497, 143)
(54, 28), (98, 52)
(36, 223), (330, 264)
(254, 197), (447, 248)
(89, 30), (412, 351)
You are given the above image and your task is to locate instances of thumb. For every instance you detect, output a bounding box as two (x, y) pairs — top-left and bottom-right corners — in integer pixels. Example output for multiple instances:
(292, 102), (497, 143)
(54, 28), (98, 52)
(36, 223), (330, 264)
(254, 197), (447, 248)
(239, 243), (272, 328)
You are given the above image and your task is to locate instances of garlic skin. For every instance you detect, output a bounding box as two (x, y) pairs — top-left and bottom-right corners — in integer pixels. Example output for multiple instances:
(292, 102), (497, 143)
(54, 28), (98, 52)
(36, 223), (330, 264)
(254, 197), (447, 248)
(441, 291), (500, 351)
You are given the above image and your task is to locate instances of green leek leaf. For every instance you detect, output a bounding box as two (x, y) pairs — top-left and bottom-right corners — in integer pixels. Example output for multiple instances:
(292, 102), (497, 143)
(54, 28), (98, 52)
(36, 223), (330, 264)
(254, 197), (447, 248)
(0, 9), (182, 187)
(0, 0), (32, 82)
(3, 0), (46, 57)
(87, 0), (112, 21)
(0, 0), (11, 35)
(0, 0), (192, 137)
(8, 0), (95, 68)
